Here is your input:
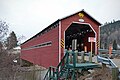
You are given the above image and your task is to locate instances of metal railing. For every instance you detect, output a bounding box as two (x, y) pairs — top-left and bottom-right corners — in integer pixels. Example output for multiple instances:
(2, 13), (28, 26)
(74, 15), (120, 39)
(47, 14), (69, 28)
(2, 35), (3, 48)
(43, 66), (57, 80)
(43, 50), (69, 80)
(97, 55), (117, 67)
(97, 55), (119, 80)
(43, 50), (78, 80)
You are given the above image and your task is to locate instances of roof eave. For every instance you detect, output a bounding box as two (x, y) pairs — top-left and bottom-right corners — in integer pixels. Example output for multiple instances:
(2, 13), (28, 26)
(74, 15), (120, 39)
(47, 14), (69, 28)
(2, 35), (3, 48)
(60, 9), (101, 26)
(21, 19), (60, 45)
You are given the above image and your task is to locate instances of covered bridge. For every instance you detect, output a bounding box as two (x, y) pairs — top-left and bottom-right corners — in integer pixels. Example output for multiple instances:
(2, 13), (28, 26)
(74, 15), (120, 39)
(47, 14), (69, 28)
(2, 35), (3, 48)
(21, 10), (101, 68)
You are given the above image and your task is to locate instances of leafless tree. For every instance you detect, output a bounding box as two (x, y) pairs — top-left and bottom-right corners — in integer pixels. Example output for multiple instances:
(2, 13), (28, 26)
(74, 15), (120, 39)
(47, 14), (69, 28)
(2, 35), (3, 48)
(0, 50), (16, 80)
(17, 35), (26, 45)
(0, 21), (18, 80)
(0, 21), (8, 42)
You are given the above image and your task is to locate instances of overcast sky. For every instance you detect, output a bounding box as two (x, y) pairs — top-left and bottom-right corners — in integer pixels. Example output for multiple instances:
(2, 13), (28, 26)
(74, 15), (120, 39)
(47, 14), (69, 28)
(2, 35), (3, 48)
(0, 0), (120, 42)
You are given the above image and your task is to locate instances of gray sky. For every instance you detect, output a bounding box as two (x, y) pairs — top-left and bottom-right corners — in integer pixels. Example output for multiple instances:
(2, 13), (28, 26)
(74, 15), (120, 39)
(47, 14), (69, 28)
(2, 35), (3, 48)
(0, 0), (120, 42)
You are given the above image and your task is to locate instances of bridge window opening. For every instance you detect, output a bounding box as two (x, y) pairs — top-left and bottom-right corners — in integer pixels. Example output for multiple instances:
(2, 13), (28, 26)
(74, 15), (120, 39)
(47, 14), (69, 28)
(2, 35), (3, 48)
(65, 23), (95, 53)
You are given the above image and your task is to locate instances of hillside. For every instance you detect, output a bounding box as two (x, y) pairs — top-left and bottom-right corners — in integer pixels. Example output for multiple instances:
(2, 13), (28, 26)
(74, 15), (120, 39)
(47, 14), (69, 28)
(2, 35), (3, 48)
(100, 20), (120, 49)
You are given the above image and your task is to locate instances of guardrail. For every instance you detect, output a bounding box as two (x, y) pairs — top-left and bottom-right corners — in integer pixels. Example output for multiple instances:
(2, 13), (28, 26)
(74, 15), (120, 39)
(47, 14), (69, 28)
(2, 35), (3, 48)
(98, 49), (120, 54)
(97, 55), (119, 80)
(97, 55), (117, 67)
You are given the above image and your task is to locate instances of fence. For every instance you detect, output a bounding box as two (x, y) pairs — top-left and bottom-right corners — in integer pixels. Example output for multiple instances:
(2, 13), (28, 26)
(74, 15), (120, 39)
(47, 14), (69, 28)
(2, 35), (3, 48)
(14, 66), (47, 80)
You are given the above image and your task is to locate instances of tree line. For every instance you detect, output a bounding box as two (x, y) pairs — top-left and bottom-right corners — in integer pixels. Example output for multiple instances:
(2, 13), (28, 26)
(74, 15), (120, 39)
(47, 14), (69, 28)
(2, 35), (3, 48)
(0, 20), (23, 80)
(0, 21), (18, 51)
(100, 20), (120, 50)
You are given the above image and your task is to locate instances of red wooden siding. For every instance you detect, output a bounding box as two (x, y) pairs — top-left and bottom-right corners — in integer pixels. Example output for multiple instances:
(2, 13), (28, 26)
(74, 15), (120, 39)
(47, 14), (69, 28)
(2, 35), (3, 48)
(21, 27), (59, 68)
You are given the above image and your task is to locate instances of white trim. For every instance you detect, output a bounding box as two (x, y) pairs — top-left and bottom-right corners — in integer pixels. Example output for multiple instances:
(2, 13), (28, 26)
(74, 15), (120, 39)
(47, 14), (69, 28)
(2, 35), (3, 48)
(58, 21), (61, 63)
(64, 22), (74, 54)
(64, 22), (97, 54)
(21, 41), (52, 51)
(64, 22), (74, 31)
(64, 31), (65, 52)
(99, 25), (101, 49)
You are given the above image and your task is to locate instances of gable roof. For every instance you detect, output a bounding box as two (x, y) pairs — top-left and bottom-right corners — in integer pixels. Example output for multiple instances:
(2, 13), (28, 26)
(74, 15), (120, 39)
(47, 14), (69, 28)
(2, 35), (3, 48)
(21, 9), (101, 45)
(61, 9), (101, 25)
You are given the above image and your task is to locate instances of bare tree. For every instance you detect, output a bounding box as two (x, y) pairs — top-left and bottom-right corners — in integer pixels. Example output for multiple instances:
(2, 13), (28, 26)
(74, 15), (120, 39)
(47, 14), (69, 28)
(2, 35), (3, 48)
(0, 21), (8, 42)
(0, 50), (14, 80)
(17, 35), (26, 45)
(0, 21), (18, 80)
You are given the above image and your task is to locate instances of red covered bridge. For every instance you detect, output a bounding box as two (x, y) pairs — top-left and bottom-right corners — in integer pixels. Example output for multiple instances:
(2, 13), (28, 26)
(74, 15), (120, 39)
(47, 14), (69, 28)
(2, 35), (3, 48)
(21, 10), (101, 68)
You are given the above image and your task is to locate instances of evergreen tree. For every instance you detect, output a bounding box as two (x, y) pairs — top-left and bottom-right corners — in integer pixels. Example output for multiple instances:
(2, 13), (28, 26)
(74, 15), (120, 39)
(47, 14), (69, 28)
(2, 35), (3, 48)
(104, 42), (107, 49)
(113, 40), (117, 50)
(7, 31), (18, 50)
(100, 20), (120, 48)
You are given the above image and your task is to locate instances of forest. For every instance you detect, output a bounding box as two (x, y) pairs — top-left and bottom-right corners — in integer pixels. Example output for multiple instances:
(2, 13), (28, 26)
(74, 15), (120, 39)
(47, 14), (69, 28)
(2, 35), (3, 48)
(100, 20), (120, 49)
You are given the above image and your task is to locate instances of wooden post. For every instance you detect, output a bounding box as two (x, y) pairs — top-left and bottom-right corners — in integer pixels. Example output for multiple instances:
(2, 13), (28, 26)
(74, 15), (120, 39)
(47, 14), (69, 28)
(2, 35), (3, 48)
(109, 43), (112, 58)
(81, 51), (85, 62)
(72, 39), (77, 64)
(84, 46), (87, 61)
(72, 39), (77, 50)
(90, 42), (92, 62)
(112, 67), (119, 80)
(84, 46), (87, 52)
(88, 37), (96, 62)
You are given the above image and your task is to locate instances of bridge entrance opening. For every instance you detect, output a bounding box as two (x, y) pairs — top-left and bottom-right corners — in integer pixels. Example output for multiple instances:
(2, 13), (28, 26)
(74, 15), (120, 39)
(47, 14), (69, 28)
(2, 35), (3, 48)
(65, 23), (95, 53)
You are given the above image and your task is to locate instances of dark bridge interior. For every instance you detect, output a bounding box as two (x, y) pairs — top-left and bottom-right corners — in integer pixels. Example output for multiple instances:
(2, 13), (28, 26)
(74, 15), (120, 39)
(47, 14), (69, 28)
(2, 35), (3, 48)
(65, 23), (95, 52)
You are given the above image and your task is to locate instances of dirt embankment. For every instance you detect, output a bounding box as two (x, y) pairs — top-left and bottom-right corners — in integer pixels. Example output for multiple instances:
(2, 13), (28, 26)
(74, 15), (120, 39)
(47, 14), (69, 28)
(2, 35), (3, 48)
(80, 66), (112, 80)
